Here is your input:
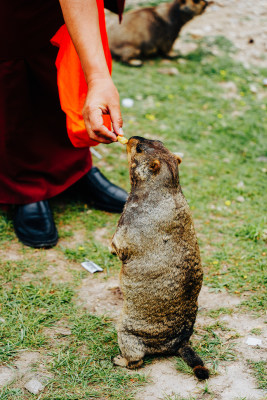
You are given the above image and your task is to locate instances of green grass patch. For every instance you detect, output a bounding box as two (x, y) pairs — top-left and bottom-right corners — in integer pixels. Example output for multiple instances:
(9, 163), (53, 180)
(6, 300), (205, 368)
(248, 360), (267, 390)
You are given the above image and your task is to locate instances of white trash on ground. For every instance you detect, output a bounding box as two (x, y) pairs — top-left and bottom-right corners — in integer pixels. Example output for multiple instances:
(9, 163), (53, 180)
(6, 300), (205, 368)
(246, 337), (262, 346)
(81, 260), (103, 274)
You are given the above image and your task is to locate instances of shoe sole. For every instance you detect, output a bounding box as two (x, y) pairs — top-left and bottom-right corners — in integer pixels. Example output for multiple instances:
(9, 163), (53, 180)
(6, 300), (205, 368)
(16, 237), (59, 249)
(14, 228), (59, 249)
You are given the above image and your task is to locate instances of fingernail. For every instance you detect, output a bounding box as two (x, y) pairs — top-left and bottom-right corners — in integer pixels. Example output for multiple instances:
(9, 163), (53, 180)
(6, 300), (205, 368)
(118, 128), (124, 136)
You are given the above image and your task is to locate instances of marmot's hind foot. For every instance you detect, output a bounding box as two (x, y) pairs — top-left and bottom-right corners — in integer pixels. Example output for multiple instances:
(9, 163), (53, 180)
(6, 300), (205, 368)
(113, 355), (128, 367)
(113, 355), (143, 369)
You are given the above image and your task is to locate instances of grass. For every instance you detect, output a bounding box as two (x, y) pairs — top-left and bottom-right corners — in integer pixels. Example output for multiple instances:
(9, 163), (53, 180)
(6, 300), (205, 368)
(0, 33), (266, 398)
(248, 360), (267, 391)
(0, 259), (144, 399)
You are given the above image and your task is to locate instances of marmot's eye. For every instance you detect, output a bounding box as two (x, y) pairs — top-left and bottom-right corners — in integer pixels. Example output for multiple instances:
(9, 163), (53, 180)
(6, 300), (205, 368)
(136, 144), (142, 153)
(193, 0), (200, 3)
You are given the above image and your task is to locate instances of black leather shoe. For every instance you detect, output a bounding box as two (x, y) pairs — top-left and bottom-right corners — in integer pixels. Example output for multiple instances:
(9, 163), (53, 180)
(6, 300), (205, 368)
(14, 201), (58, 248)
(77, 167), (128, 213)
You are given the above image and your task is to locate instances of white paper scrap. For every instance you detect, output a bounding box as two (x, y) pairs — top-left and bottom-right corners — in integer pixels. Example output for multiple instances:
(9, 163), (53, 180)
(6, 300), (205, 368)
(90, 148), (103, 159)
(246, 337), (262, 346)
(81, 260), (103, 273)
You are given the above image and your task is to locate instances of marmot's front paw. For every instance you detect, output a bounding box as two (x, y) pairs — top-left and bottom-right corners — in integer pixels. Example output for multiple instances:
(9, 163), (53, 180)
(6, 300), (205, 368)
(113, 355), (128, 367)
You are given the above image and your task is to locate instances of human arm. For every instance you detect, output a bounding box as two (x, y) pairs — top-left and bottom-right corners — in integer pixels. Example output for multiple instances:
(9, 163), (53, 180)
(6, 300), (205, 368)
(59, 0), (123, 143)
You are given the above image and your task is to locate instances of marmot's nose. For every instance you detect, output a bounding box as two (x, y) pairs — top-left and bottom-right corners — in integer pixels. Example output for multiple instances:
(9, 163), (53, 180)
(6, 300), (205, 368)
(127, 136), (142, 149)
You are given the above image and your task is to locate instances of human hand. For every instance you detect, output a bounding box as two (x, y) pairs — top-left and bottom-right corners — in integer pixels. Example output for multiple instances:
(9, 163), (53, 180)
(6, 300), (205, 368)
(82, 75), (123, 144)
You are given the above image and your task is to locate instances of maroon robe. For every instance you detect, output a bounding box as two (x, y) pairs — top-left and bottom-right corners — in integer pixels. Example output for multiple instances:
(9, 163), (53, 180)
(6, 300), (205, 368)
(0, 0), (125, 204)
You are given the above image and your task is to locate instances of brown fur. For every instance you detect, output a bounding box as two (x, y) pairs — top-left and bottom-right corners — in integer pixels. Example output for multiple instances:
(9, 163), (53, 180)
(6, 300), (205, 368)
(111, 136), (209, 379)
(106, 0), (209, 65)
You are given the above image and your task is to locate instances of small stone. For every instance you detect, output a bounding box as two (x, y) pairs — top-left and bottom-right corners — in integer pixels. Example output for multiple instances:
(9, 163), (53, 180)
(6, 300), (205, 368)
(237, 181), (245, 188)
(122, 98), (134, 108)
(246, 337), (262, 347)
(0, 367), (16, 387)
(249, 84), (257, 94)
(236, 196), (245, 203)
(24, 378), (44, 394)
(174, 41), (198, 55)
(174, 152), (184, 159)
(55, 327), (72, 336)
(189, 29), (204, 39)
(157, 67), (179, 76)
(160, 59), (172, 65)
(257, 156), (267, 162)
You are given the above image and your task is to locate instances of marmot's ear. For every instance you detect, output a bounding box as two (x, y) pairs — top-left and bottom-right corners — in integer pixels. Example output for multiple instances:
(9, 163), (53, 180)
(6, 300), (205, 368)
(149, 159), (161, 173)
(176, 155), (182, 164)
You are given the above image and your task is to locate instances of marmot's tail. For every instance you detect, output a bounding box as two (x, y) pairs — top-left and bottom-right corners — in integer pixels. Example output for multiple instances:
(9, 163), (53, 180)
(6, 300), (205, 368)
(178, 345), (209, 380)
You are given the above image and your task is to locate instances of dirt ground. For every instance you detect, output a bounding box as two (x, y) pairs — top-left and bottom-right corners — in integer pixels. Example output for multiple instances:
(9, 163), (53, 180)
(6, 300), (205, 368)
(119, 0), (267, 68)
(174, 0), (267, 68)
(77, 276), (266, 400)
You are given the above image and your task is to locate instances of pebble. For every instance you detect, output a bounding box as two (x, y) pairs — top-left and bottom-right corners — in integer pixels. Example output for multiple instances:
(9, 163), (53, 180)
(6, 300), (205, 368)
(257, 156), (267, 162)
(0, 367), (16, 387)
(157, 67), (179, 76)
(249, 84), (257, 94)
(174, 152), (184, 158)
(24, 378), (44, 394)
(122, 98), (134, 108)
(55, 327), (72, 336)
(237, 181), (245, 188)
(236, 196), (245, 203)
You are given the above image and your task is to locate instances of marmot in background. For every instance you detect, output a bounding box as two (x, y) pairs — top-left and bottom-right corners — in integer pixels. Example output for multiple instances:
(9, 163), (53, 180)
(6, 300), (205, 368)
(106, 0), (210, 66)
(111, 136), (209, 380)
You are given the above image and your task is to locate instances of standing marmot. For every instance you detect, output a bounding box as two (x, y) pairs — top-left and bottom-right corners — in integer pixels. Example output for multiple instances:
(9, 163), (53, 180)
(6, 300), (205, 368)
(106, 0), (209, 66)
(111, 136), (209, 380)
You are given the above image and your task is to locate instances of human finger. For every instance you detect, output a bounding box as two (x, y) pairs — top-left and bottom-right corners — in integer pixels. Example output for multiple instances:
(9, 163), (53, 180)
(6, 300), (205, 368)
(88, 107), (117, 141)
(109, 104), (123, 136)
(83, 111), (113, 144)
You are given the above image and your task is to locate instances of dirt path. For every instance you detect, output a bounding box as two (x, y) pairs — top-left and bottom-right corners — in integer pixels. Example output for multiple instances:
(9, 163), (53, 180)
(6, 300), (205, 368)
(120, 0), (267, 68)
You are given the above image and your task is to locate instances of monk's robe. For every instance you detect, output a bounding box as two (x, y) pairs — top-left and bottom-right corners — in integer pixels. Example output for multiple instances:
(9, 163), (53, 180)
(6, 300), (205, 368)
(0, 0), (125, 204)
